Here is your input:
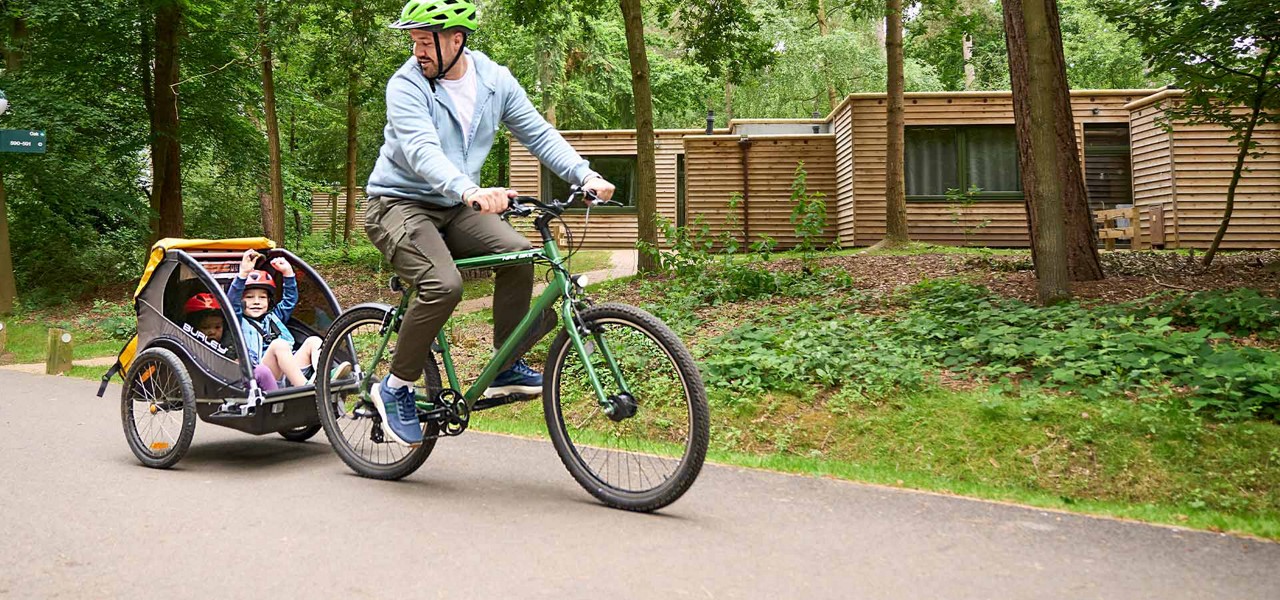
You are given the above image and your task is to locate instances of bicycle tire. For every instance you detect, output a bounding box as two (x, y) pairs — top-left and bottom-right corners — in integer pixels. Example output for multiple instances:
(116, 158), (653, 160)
(278, 424), (322, 442)
(543, 302), (709, 512)
(121, 347), (198, 469)
(315, 305), (441, 480)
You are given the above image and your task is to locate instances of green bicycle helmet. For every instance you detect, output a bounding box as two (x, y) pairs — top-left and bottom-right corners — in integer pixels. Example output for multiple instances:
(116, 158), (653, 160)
(390, 0), (478, 32)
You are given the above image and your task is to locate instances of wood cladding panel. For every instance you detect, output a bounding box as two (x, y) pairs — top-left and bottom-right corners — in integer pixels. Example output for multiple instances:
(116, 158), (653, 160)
(1166, 115), (1280, 248)
(311, 191), (369, 236)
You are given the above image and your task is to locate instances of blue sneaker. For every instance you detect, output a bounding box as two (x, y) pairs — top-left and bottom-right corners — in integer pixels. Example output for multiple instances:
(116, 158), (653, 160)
(483, 358), (543, 398)
(370, 375), (423, 447)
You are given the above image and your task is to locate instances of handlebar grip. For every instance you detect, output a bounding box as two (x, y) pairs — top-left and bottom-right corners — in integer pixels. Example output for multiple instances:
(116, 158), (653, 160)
(470, 201), (482, 211)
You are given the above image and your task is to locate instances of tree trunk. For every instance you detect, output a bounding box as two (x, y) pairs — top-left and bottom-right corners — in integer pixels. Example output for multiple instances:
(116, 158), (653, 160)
(1004, 0), (1070, 304)
(151, 1), (184, 241)
(537, 42), (558, 126)
(0, 166), (15, 315)
(138, 4), (156, 238)
(723, 78), (734, 123)
(881, 0), (910, 246)
(816, 0), (838, 111)
(0, 16), (25, 314)
(258, 2), (286, 244)
(1043, 0), (1102, 281)
(1202, 48), (1276, 266)
(344, 67), (359, 245)
(619, 0), (658, 273)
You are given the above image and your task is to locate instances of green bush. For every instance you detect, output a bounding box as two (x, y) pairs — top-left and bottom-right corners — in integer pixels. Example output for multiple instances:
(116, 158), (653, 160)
(892, 280), (1280, 419)
(1143, 288), (1280, 338)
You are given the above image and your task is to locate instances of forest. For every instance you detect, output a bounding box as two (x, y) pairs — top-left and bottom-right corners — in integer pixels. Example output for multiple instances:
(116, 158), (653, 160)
(0, 0), (1156, 304)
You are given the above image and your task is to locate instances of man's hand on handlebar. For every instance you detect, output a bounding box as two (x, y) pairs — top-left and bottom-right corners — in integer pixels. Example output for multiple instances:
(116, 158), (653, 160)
(582, 175), (616, 202)
(464, 187), (518, 214)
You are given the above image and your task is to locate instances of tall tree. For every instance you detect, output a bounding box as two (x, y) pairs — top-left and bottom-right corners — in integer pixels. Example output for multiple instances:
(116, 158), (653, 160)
(150, 0), (184, 241)
(619, 0), (658, 272)
(880, 0), (910, 247)
(1101, 0), (1280, 266)
(1004, 0), (1091, 303)
(257, 0), (286, 244)
(1003, 0), (1095, 301)
(0, 14), (22, 315)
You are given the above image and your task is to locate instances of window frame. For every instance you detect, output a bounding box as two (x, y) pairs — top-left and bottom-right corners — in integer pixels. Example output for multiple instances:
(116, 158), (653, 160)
(904, 125), (1026, 203)
(540, 154), (640, 215)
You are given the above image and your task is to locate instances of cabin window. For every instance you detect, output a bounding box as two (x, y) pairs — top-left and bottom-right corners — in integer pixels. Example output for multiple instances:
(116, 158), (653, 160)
(541, 155), (637, 212)
(905, 126), (1023, 201)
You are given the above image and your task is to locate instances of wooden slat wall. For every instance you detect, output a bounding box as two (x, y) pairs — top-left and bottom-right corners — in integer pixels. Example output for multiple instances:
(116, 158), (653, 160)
(846, 91), (1144, 246)
(1129, 106), (1178, 247)
(681, 135), (838, 248)
(1169, 116), (1280, 249)
(833, 102), (856, 244)
(744, 136), (839, 247)
(683, 137), (745, 243)
(311, 190), (369, 236)
(508, 130), (698, 248)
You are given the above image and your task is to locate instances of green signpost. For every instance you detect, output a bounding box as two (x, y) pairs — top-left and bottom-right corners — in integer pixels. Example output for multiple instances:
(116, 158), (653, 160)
(0, 129), (46, 154)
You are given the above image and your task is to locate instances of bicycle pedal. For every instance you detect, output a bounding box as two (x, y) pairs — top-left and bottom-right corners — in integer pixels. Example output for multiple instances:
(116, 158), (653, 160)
(473, 393), (534, 411)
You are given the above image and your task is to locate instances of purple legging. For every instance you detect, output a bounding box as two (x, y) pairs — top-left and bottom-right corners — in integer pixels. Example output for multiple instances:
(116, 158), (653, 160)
(253, 364), (279, 392)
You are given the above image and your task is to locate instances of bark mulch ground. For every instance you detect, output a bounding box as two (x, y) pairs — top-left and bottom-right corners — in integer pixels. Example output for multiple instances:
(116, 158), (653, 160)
(791, 249), (1280, 304)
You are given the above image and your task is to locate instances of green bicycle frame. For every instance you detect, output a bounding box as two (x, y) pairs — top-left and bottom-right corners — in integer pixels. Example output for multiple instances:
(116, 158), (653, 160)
(359, 234), (622, 413)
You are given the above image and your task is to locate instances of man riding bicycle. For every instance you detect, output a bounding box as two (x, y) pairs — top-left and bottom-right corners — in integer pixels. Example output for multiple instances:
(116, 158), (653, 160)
(365, 0), (616, 447)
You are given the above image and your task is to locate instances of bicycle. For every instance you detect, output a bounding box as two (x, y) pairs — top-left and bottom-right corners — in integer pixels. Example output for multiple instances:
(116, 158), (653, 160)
(314, 188), (709, 512)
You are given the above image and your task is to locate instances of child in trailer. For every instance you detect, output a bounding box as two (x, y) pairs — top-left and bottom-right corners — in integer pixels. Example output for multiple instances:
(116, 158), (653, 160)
(184, 291), (281, 391)
(228, 250), (348, 388)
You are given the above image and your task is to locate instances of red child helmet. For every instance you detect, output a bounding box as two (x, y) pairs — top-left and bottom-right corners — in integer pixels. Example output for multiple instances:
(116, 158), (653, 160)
(184, 293), (222, 314)
(244, 270), (277, 294)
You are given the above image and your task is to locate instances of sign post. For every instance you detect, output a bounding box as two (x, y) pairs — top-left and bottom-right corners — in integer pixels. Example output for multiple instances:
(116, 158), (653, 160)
(0, 129), (46, 154)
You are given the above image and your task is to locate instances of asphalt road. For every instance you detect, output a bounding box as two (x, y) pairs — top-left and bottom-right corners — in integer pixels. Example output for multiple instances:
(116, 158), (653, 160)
(1, 370), (1276, 599)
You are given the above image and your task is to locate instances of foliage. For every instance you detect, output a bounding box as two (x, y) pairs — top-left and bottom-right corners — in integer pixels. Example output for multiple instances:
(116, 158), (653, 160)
(788, 161), (826, 268)
(1140, 288), (1280, 339)
(893, 280), (1280, 419)
(703, 299), (926, 404)
(945, 184), (991, 245)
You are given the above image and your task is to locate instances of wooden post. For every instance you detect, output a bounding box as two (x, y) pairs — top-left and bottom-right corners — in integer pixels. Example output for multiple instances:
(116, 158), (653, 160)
(46, 328), (73, 375)
(0, 322), (7, 355)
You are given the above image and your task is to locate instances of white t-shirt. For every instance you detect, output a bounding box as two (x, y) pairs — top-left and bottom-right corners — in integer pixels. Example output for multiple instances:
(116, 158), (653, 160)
(437, 56), (478, 144)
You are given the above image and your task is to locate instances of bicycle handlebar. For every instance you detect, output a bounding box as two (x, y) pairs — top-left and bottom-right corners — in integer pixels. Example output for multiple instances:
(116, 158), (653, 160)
(468, 185), (620, 217)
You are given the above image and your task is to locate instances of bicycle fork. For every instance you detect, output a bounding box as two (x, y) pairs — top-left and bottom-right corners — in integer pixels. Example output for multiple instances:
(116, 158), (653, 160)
(562, 300), (637, 422)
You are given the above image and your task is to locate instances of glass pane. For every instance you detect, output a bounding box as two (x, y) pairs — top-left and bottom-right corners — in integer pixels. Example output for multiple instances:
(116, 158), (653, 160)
(905, 128), (959, 196)
(543, 155), (636, 207)
(964, 126), (1021, 193)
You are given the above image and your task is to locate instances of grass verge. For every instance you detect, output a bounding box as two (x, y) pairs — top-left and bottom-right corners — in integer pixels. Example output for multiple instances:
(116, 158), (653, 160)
(465, 385), (1280, 541)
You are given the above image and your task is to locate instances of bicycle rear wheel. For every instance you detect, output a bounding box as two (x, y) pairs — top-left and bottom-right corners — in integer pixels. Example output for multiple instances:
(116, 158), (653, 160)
(544, 303), (709, 512)
(315, 305), (441, 480)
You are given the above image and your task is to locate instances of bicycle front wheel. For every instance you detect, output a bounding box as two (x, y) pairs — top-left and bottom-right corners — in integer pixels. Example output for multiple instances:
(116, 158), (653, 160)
(544, 303), (709, 512)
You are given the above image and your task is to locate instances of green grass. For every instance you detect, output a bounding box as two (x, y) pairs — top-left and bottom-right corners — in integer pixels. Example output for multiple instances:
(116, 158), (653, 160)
(466, 385), (1280, 540)
(1, 321), (126, 364)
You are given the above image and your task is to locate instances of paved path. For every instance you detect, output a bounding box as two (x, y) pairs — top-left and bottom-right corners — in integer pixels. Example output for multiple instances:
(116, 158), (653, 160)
(2, 370), (1276, 599)
(457, 249), (637, 314)
(0, 354), (116, 375)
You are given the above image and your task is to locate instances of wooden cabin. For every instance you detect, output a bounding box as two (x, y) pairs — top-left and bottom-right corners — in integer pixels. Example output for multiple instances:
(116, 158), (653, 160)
(319, 88), (1280, 251)
(505, 88), (1279, 250)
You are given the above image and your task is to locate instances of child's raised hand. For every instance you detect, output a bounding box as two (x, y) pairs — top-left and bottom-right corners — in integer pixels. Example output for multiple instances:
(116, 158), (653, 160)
(239, 250), (260, 276)
(270, 257), (295, 278)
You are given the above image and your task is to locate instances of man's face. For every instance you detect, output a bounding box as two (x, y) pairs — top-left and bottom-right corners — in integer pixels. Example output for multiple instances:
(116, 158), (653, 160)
(196, 313), (224, 341)
(410, 29), (464, 79)
(243, 288), (271, 319)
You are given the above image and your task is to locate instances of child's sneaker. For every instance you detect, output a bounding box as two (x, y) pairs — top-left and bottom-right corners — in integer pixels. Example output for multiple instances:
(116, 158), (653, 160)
(370, 375), (423, 447)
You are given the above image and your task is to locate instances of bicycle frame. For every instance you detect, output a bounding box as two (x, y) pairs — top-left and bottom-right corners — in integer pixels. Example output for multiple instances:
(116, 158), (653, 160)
(359, 223), (622, 414)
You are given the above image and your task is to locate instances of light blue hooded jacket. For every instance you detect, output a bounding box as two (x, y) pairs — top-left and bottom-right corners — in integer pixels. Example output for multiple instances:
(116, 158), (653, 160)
(366, 49), (597, 205)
